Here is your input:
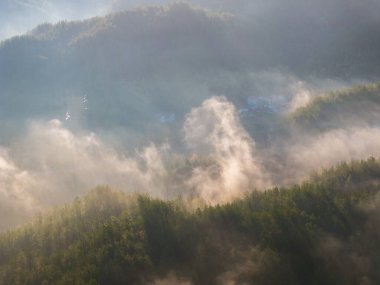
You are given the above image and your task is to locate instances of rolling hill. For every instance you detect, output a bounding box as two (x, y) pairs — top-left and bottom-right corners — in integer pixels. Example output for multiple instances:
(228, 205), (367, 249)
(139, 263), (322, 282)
(1, 158), (380, 284)
(1, 1), (380, 145)
(290, 81), (380, 131)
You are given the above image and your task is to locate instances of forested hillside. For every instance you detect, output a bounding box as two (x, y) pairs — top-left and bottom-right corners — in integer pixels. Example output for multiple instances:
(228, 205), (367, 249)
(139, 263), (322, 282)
(291, 81), (380, 131)
(1, 157), (380, 285)
(2, 1), (380, 284)
(1, 1), (380, 143)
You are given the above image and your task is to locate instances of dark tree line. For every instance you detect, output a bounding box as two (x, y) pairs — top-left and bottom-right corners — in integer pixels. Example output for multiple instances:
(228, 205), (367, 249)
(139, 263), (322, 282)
(1, 158), (380, 284)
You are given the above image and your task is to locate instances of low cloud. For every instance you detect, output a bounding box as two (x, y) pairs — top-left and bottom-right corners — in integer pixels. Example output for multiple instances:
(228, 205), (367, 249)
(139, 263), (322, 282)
(0, 96), (272, 229)
(184, 96), (270, 203)
(0, 119), (172, 230)
(151, 273), (192, 285)
(287, 127), (380, 182)
(2, 95), (380, 230)
(0, 148), (39, 229)
(286, 82), (312, 113)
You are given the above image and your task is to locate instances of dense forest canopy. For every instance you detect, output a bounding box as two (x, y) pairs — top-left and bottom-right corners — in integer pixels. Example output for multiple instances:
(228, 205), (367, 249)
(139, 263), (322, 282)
(1, 158), (380, 284)
(1, 1), (380, 284)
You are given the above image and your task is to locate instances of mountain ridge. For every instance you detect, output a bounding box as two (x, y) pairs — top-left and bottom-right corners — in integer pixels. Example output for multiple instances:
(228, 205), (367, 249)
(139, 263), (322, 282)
(1, 157), (380, 284)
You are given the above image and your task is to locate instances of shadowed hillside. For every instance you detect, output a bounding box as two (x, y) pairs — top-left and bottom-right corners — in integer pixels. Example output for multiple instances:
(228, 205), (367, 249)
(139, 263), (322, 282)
(1, 2), (380, 143)
(291, 81), (380, 131)
(1, 158), (380, 284)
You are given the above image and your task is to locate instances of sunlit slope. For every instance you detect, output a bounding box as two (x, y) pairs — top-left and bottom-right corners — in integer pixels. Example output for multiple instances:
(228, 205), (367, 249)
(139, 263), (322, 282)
(1, 158), (380, 285)
(291, 81), (380, 131)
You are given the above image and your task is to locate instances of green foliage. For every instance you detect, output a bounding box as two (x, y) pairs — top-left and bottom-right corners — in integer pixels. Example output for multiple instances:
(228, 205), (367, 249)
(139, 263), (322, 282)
(291, 81), (380, 131)
(0, 187), (150, 285)
(1, 158), (380, 284)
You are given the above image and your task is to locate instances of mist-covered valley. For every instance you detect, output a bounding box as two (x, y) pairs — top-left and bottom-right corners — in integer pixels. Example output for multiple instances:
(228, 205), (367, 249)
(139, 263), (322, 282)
(1, 1), (380, 284)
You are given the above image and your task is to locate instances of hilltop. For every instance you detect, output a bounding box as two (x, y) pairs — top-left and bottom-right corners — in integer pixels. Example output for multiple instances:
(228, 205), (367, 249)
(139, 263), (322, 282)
(1, 2), (380, 143)
(291, 81), (380, 131)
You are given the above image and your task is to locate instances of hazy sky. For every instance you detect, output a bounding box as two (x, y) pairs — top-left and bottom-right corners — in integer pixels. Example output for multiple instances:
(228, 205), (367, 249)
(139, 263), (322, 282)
(1, 0), (262, 41)
(3, 0), (380, 41)
(0, 0), (174, 41)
